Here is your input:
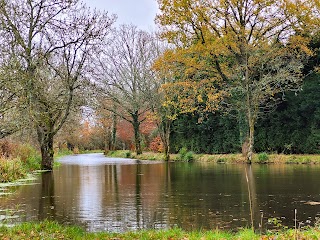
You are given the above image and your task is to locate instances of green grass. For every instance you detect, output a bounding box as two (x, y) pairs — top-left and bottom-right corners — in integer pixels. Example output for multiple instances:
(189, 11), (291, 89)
(106, 150), (133, 158)
(105, 150), (320, 165)
(0, 221), (320, 239)
(54, 149), (74, 160)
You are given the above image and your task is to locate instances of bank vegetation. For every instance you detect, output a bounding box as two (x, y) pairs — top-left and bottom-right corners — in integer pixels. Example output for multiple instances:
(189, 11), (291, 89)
(0, 220), (320, 240)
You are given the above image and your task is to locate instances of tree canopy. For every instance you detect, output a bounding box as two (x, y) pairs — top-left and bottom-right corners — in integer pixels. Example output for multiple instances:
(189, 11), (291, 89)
(155, 0), (317, 162)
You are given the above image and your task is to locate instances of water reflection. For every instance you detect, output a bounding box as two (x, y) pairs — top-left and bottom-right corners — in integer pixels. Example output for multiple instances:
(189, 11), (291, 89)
(0, 153), (320, 232)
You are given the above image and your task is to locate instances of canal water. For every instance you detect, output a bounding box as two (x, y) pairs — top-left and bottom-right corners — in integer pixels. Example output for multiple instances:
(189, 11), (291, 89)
(0, 153), (319, 232)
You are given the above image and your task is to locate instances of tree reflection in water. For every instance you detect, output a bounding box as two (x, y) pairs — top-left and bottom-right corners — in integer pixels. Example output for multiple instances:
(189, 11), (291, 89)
(0, 154), (320, 232)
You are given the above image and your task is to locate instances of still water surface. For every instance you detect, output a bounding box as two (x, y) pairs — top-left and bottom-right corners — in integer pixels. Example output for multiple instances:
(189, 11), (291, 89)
(0, 153), (320, 232)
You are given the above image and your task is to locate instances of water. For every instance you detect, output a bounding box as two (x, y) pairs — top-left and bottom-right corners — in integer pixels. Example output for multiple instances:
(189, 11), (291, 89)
(0, 153), (320, 232)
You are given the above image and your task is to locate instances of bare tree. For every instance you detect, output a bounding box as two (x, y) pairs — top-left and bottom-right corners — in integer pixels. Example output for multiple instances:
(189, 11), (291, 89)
(0, 0), (115, 169)
(96, 25), (159, 155)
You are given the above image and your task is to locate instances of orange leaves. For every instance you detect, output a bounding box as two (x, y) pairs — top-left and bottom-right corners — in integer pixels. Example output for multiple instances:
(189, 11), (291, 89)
(154, 38), (226, 119)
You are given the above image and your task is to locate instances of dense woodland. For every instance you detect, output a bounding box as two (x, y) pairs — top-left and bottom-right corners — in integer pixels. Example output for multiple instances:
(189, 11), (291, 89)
(171, 72), (320, 154)
(0, 0), (320, 170)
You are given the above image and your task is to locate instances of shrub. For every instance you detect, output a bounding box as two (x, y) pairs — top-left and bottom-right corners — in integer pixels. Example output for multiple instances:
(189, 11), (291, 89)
(0, 140), (14, 157)
(301, 157), (312, 164)
(178, 148), (194, 161)
(178, 147), (188, 160)
(0, 142), (41, 182)
(258, 152), (269, 163)
(286, 156), (298, 164)
(184, 151), (194, 162)
(73, 147), (80, 154)
(149, 136), (164, 153)
(12, 144), (41, 171)
(217, 158), (226, 164)
(25, 154), (41, 171)
(0, 158), (27, 183)
(125, 151), (131, 158)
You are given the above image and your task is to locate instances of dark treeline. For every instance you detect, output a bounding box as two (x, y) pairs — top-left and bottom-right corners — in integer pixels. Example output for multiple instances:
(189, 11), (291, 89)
(171, 59), (320, 155)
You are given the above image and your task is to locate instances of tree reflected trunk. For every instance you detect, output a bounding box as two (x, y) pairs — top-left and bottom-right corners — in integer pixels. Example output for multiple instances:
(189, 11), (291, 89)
(135, 162), (142, 228)
(245, 165), (259, 230)
(38, 171), (55, 220)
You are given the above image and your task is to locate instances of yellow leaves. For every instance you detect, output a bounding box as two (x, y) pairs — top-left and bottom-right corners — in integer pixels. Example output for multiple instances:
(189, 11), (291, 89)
(287, 35), (313, 57)
(283, 0), (320, 32)
(197, 94), (203, 103)
(160, 77), (224, 117)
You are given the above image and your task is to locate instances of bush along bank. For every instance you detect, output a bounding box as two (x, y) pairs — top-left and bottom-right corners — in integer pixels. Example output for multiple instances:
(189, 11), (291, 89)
(105, 150), (320, 164)
(0, 140), (42, 183)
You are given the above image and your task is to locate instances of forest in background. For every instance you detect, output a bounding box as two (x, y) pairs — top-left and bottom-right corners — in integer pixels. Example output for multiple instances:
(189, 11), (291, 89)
(170, 72), (320, 154)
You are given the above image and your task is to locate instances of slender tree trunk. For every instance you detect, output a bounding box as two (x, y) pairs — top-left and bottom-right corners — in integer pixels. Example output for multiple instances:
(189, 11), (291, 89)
(163, 143), (170, 161)
(245, 55), (254, 164)
(111, 112), (117, 150)
(132, 113), (142, 155)
(247, 117), (255, 164)
(37, 126), (54, 170)
(104, 126), (111, 153)
(159, 120), (171, 161)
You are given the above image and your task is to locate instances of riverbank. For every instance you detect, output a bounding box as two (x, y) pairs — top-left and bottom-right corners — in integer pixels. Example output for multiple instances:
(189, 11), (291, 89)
(0, 143), (42, 183)
(106, 150), (320, 164)
(0, 146), (78, 183)
(0, 221), (319, 239)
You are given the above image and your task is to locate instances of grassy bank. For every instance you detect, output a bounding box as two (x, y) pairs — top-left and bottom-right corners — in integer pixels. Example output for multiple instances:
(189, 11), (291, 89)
(0, 141), (84, 183)
(0, 142), (42, 183)
(0, 221), (319, 239)
(106, 150), (320, 164)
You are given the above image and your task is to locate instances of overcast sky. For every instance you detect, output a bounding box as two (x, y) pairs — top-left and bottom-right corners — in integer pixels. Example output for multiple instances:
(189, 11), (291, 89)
(82, 0), (159, 31)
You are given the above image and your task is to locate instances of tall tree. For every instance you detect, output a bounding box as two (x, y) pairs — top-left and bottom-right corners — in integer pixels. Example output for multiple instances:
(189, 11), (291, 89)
(156, 0), (313, 162)
(152, 47), (224, 160)
(0, 0), (115, 169)
(96, 25), (159, 155)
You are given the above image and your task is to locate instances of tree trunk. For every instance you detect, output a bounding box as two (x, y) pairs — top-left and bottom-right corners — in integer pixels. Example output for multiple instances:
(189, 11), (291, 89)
(111, 112), (117, 150)
(247, 117), (255, 164)
(37, 126), (54, 170)
(132, 113), (142, 155)
(245, 54), (254, 164)
(161, 120), (171, 161)
(163, 143), (170, 161)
